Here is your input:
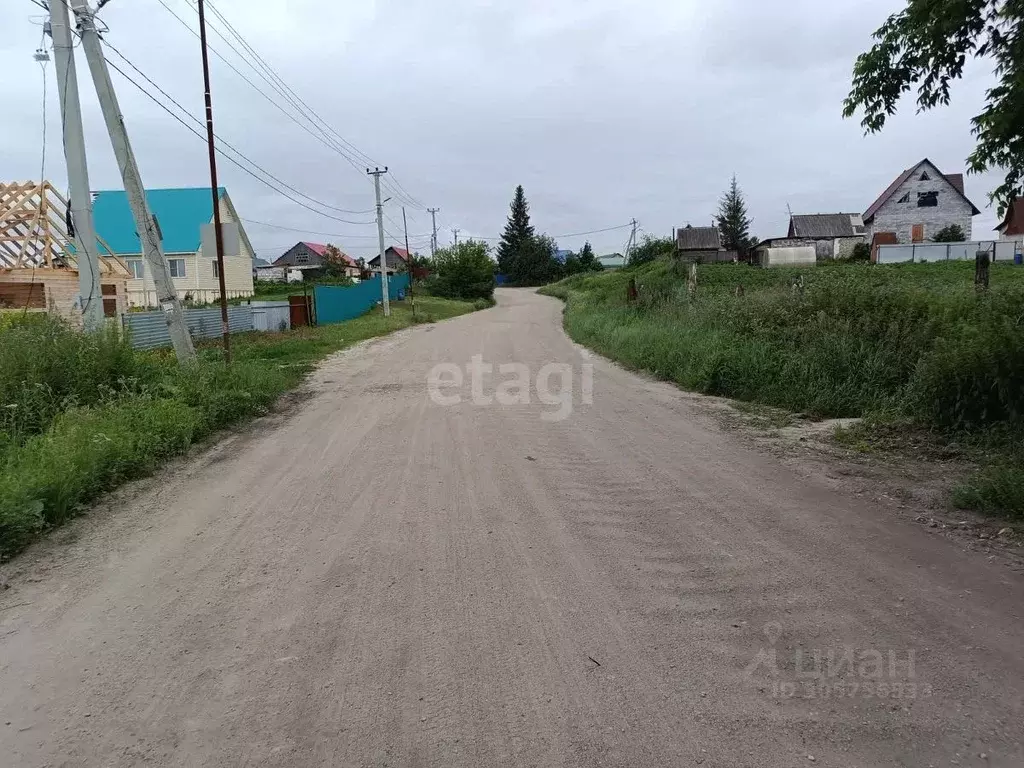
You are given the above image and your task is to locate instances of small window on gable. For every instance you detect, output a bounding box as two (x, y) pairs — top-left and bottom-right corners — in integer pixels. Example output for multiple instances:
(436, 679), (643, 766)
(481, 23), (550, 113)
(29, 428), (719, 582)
(920, 171), (931, 181)
(897, 193), (910, 203)
(918, 191), (938, 207)
(295, 252), (309, 264)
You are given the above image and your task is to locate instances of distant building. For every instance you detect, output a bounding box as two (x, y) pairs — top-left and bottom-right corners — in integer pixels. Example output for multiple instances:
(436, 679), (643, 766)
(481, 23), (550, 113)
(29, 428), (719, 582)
(90, 186), (256, 308)
(598, 253), (625, 269)
(368, 246), (409, 275)
(676, 225), (732, 262)
(272, 241), (359, 279)
(863, 158), (979, 244)
(786, 213), (865, 260)
(995, 198), (1024, 241)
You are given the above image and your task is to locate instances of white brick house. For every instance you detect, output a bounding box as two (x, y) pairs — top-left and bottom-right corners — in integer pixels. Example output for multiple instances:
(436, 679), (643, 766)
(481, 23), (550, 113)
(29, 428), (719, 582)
(863, 159), (979, 244)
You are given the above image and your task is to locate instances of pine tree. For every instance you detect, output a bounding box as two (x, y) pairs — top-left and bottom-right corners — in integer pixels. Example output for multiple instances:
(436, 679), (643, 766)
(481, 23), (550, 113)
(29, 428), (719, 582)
(496, 185), (535, 275)
(716, 175), (753, 253)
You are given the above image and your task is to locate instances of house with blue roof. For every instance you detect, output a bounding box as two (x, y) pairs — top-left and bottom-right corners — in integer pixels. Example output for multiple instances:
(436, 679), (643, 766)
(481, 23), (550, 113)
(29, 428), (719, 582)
(91, 186), (255, 307)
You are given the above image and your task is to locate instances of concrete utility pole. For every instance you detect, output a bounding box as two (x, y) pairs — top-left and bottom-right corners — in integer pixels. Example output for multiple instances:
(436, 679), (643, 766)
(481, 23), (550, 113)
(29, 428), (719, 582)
(71, 0), (196, 362)
(452, 228), (459, 248)
(49, 0), (103, 331)
(368, 167), (390, 317)
(427, 207), (439, 257)
(625, 218), (638, 265)
(196, 0), (231, 362)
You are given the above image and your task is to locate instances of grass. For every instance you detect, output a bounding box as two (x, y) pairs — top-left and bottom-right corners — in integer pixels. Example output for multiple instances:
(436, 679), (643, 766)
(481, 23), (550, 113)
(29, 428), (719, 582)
(540, 258), (1024, 519)
(0, 295), (478, 559)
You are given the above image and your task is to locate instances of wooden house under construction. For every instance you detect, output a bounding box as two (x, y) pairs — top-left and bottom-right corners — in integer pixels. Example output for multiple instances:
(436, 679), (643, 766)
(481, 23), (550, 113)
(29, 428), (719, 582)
(0, 181), (129, 325)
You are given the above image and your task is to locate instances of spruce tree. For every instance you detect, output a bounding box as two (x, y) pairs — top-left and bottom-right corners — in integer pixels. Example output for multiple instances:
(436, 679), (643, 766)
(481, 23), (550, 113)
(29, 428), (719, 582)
(716, 175), (753, 253)
(496, 185), (535, 275)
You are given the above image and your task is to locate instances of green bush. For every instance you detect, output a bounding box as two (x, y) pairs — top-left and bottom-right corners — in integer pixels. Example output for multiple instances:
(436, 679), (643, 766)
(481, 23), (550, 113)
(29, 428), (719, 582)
(425, 241), (496, 301)
(0, 398), (202, 557)
(0, 315), (154, 444)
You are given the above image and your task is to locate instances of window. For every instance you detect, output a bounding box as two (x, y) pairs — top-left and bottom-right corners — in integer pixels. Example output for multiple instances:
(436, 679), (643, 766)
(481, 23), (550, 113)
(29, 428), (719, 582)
(169, 258), (186, 278)
(127, 259), (144, 279)
(917, 191), (938, 208)
(295, 252), (309, 264)
(920, 171), (931, 181)
(212, 260), (220, 279)
(897, 193), (910, 204)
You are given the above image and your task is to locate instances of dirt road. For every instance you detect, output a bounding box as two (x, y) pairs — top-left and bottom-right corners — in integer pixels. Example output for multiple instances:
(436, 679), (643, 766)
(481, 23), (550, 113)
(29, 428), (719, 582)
(2, 288), (1023, 767)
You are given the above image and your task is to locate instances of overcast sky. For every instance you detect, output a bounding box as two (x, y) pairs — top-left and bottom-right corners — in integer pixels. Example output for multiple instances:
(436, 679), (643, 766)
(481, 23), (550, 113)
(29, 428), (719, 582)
(0, 0), (1006, 260)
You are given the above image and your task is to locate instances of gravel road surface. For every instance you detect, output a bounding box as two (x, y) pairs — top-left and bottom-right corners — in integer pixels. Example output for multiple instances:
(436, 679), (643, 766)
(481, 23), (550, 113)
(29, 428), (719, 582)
(1, 288), (1022, 767)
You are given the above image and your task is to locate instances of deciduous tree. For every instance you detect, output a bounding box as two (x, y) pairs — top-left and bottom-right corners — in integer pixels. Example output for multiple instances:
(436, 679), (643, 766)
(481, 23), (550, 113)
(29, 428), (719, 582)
(843, 0), (1023, 214)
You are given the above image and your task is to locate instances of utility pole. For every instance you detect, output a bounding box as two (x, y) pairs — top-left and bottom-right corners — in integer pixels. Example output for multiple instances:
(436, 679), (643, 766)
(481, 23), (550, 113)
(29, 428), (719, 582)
(402, 206), (415, 318)
(71, 0), (196, 362)
(368, 167), (390, 317)
(427, 207), (439, 257)
(196, 0), (231, 362)
(452, 228), (459, 248)
(625, 218), (638, 265)
(49, 0), (103, 332)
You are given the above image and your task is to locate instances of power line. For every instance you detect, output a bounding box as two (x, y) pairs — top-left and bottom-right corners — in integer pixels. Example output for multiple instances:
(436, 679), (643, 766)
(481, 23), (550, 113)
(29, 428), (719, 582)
(101, 55), (383, 229)
(191, 0), (425, 210)
(153, 0), (374, 185)
(101, 40), (376, 222)
(241, 217), (422, 239)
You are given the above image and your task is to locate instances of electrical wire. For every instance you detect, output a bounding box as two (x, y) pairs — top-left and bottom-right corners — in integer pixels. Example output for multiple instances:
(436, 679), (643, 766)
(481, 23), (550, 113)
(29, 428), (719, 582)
(193, 0), (425, 209)
(101, 55), (383, 229)
(153, 0), (375, 185)
(101, 40), (376, 222)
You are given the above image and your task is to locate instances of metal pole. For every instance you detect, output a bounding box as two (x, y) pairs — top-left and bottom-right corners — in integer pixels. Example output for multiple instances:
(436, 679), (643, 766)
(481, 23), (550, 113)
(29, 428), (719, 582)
(427, 207), (439, 257)
(196, 0), (231, 362)
(71, 1), (196, 361)
(368, 167), (390, 317)
(453, 228), (459, 247)
(49, 0), (103, 331)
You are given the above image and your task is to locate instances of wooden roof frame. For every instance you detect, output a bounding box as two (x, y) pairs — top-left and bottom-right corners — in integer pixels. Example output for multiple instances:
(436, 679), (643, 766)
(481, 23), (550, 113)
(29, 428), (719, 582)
(0, 181), (129, 275)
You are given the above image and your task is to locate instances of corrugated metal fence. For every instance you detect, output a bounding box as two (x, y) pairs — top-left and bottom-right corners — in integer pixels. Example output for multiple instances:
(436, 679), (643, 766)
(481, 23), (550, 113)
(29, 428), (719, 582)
(314, 274), (409, 325)
(124, 305), (253, 349)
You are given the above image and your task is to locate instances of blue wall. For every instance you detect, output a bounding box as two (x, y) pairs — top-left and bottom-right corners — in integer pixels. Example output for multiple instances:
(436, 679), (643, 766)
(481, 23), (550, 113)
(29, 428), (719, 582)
(314, 274), (410, 325)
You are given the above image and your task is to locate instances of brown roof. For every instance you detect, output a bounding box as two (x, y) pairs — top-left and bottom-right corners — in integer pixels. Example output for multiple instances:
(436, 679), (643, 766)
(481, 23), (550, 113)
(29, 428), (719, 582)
(996, 198), (1024, 235)
(863, 159), (979, 222)
(676, 225), (721, 250)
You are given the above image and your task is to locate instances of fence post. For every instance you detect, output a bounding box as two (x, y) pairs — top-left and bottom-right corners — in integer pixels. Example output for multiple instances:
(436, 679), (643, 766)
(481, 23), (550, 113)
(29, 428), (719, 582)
(975, 249), (990, 292)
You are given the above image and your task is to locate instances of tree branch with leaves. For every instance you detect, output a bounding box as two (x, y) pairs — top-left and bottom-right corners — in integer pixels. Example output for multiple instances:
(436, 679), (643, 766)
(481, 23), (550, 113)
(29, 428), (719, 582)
(843, 0), (1024, 215)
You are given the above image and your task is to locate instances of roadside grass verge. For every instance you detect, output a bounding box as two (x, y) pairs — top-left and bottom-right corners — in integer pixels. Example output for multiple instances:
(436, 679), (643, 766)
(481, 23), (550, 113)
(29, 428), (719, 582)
(540, 259), (1024, 519)
(0, 296), (477, 559)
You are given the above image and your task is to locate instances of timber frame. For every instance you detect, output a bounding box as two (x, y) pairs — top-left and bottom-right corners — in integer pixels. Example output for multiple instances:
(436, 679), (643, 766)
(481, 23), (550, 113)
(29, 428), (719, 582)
(0, 181), (128, 275)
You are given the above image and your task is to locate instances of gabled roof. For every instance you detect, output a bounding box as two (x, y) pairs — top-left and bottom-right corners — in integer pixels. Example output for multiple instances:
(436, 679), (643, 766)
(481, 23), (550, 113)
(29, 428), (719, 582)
(862, 159), (980, 223)
(388, 246), (410, 261)
(995, 198), (1024, 235)
(676, 225), (721, 250)
(788, 213), (864, 238)
(91, 186), (228, 254)
(302, 241), (328, 257)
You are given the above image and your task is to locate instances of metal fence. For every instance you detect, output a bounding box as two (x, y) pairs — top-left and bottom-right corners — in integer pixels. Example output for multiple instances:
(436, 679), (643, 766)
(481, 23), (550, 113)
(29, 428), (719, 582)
(876, 239), (1023, 264)
(249, 301), (291, 332)
(123, 305), (253, 349)
(314, 274), (409, 325)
